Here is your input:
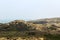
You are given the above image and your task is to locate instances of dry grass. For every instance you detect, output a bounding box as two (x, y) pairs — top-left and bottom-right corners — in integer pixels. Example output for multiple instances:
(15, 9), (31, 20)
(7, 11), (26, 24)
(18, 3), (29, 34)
(0, 37), (45, 40)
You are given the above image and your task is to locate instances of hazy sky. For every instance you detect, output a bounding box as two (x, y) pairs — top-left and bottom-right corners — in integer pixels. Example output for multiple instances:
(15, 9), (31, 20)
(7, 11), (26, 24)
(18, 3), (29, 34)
(0, 0), (60, 22)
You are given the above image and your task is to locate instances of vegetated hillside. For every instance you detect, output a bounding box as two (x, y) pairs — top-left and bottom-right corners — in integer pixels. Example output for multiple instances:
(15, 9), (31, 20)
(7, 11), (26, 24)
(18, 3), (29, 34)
(28, 17), (60, 24)
(0, 19), (60, 35)
(0, 20), (34, 31)
(0, 18), (60, 40)
(28, 18), (60, 34)
(0, 20), (46, 38)
(27, 18), (60, 40)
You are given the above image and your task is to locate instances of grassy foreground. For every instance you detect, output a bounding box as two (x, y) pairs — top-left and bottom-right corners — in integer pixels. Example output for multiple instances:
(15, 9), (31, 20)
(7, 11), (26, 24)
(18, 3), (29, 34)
(0, 31), (60, 40)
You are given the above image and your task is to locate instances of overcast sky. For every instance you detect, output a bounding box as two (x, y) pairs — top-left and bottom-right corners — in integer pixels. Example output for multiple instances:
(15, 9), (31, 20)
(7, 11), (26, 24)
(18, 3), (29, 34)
(0, 0), (60, 22)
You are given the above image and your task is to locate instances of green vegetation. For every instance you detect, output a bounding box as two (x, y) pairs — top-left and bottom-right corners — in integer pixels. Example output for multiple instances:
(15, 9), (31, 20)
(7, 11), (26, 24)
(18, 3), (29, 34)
(0, 18), (60, 40)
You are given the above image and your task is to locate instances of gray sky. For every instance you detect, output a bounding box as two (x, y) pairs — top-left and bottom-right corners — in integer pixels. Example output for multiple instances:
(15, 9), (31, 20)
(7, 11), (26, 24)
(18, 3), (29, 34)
(0, 0), (60, 22)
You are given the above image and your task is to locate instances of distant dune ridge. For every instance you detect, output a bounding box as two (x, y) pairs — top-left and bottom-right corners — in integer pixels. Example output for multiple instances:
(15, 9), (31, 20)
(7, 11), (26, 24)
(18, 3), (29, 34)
(28, 17), (60, 23)
(0, 18), (60, 40)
